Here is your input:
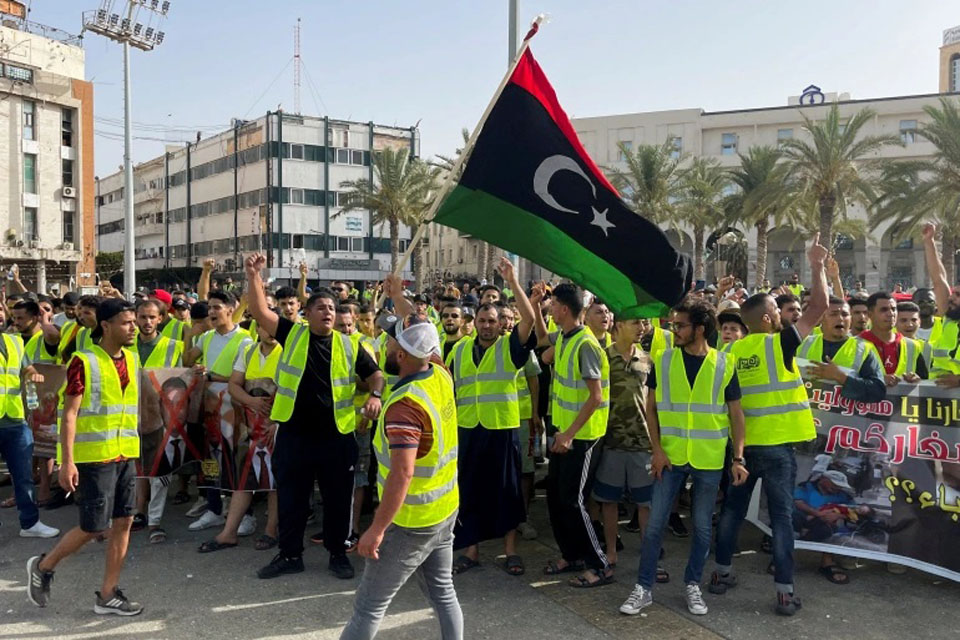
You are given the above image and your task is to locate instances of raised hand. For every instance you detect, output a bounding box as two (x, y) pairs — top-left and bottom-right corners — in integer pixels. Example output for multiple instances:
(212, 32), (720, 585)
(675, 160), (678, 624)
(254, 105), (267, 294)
(245, 253), (266, 277)
(807, 232), (828, 266)
(922, 222), (936, 242)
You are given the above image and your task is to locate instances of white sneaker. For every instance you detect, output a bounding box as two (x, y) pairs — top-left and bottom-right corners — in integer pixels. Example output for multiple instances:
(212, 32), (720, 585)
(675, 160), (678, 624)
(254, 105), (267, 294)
(20, 521), (60, 538)
(517, 522), (538, 540)
(185, 497), (208, 518)
(188, 510), (225, 531)
(619, 584), (652, 615)
(237, 514), (256, 537)
(685, 583), (708, 615)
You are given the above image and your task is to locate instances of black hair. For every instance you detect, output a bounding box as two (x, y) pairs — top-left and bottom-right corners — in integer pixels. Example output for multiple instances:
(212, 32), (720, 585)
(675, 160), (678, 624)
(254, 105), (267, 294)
(552, 283), (583, 316)
(336, 304), (354, 315)
(93, 299), (135, 339)
(37, 294), (52, 304)
(305, 288), (338, 309)
(136, 299), (163, 313)
(476, 302), (500, 318)
(740, 293), (772, 318)
(358, 303), (374, 315)
(274, 286), (298, 300)
(190, 301), (209, 321)
(479, 284), (501, 295)
(12, 300), (40, 317)
(62, 291), (80, 306)
(897, 301), (920, 313)
(866, 291), (894, 310)
(208, 290), (236, 306)
(828, 295), (846, 306)
(912, 287), (935, 302)
(775, 293), (799, 309)
(848, 294), (869, 308)
(672, 296), (717, 338)
(79, 295), (102, 309)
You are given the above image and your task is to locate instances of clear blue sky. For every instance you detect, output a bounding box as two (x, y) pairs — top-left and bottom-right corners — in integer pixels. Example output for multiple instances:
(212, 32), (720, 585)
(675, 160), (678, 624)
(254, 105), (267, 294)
(28, 1), (960, 176)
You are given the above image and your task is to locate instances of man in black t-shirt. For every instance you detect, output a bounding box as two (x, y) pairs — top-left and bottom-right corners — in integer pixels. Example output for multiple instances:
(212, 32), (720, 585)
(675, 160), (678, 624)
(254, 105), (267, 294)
(244, 253), (384, 581)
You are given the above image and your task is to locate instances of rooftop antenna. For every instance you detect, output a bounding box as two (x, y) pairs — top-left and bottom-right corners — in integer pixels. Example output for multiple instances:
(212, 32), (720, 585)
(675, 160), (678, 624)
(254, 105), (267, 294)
(294, 18), (301, 114)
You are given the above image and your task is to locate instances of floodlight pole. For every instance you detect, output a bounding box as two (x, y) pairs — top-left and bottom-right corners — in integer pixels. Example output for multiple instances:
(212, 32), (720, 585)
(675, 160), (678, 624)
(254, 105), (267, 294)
(122, 40), (135, 298)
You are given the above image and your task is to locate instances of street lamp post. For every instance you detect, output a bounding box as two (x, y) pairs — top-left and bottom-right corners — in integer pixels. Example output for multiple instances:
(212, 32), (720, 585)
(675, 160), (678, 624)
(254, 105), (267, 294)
(83, 0), (169, 299)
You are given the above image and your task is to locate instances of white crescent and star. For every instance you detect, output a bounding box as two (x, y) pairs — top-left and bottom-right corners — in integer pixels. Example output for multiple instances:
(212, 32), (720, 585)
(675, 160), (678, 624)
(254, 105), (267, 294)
(533, 154), (616, 236)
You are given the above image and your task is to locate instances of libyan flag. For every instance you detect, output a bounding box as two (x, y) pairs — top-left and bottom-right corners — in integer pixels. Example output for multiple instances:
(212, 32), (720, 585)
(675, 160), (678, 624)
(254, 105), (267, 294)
(433, 48), (693, 318)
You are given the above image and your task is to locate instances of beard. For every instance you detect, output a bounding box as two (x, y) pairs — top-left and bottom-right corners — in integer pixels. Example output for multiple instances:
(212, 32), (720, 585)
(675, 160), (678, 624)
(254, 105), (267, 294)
(946, 304), (960, 321)
(443, 325), (460, 336)
(385, 352), (401, 376)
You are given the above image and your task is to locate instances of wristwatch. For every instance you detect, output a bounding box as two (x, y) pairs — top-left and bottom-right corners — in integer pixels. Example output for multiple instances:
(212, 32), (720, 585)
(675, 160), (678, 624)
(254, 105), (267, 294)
(732, 456), (746, 465)
(371, 389), (382, 399)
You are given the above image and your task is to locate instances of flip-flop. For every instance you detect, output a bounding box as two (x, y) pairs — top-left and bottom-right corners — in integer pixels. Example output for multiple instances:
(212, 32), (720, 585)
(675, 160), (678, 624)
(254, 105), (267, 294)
(255, 534), (278, 551)
(656, 566), (670, 583)
(819, 564), (850, 585)
(452, 555), (480, 575)
(568, 569), (614, 588)
(149, 528), (167, 544)
(0, 496), (15, 508)
(198, 539), (238, 553)
(505, 555), (525, 576)
(543, 559), (584, 575)
(172, 491), (191, 505)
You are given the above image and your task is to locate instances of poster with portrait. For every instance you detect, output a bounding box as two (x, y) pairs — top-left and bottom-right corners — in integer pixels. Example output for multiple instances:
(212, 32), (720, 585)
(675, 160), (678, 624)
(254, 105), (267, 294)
(746, 375), (960, 582)
(235, 375), (278, 492)
(25, 364), (65, 460)
(197, 380), (245, 492)
(137, 368), (206, 477)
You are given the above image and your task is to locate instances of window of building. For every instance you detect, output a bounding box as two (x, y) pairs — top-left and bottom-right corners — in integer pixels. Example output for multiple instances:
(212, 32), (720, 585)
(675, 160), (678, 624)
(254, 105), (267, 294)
(669, 136), (682, 159)
(899, 120), (918, 145)
(617, 140), (632, 162)
(351, 150), (363, 165)
(61, 109), (74, 147)
(351, 237), (363, 252)
(336, 148), (350, 164)
(337, 236), (350, 251)
(290, 188), (304, 204)
(62, 159), (74, 187)
(291, 144), (304, 160)
(24, 207), (37, 240)
(721, 133), (737, 155)
(777, 128), (793, 146)
(22, 100), (35, 140)
(952, 55), (960, 92)
(834, 233), (854, 250)
(23, 153), (36, 193)
(5, 64), (33, 83)
(63, 211), (75, 244)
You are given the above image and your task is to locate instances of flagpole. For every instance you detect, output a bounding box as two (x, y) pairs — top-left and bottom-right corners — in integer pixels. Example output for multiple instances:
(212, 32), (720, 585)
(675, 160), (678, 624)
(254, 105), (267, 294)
(384, 14), (545, 293)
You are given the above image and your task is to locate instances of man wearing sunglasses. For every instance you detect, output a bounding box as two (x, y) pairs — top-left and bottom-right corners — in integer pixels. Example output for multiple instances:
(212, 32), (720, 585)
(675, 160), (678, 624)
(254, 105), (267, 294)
(439, 302), (467, 360)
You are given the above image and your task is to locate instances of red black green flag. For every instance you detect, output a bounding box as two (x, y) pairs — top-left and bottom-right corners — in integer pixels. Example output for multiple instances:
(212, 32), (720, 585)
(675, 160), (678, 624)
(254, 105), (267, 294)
(433, 48), (693, 318)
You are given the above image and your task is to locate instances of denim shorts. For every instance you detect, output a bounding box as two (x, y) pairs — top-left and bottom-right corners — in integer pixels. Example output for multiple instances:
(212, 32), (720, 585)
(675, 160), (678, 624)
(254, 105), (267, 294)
(76, 459), (137, 533)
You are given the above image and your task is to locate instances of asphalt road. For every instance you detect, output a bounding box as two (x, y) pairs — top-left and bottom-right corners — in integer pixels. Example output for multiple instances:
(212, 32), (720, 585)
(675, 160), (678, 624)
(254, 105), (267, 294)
(1, 482), (958, 639)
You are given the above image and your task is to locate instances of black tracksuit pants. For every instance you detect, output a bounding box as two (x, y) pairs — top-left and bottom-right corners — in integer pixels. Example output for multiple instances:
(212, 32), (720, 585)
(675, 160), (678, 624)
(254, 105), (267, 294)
(273, 424), (358, 559)
(546, 438), (608, 571)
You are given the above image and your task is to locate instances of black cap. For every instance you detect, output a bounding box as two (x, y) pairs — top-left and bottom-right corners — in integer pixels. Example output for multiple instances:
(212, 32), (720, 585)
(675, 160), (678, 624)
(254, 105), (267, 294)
(717, 311), (747, 331)
(92, 298), (135, 338)
(62, 291), (80, 306)
(377, 312), (401, 340)
(412, 294), (429, 305)
(190, 301), (209, 321)
(462, 306), (476, 319)
(172, 298), (190, 311)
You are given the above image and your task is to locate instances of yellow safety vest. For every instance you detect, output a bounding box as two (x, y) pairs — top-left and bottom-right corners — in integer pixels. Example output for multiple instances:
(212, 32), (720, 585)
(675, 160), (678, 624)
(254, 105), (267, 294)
(271, 325), (358, 432)
(719, 340), (736, 353)
(931, 319), (960, 377)
(57, 319), (78, 358)
(927, 316), (944, 347)
(247, 318), (260, 344)
(919, 339), (933, 373)
(650, 324), (674, 362)
(448, 335), (520, 429)
(140, 335), (184, 368)
(198, 329), (248, 378)
(788, 283), (803, 297)
(244, 341), (281, 380)
(589, 327), (612, 349)
(860, 336), (921, 377)
(730, 332), (814, 446)
(0, 334), (25, 419)
(656, 347), (733, 470)
(160, 317), (186, 342)
(25, 331), (56, 365)
(552, 328), (609, 440)
(59, 345), (140, 464)
(518, 368), (533, 421)
(351, 332), (376, 413)
(797, 335), (869, 371)
(373, 364), (459, 528)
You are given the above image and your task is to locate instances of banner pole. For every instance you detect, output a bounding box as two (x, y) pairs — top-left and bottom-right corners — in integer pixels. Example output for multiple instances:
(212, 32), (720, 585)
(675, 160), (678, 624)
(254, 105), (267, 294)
(380, 15), (545, 303)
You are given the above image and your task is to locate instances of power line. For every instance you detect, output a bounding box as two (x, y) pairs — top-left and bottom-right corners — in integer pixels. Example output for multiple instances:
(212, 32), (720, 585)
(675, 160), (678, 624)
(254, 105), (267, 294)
(242, 56), (294, 118)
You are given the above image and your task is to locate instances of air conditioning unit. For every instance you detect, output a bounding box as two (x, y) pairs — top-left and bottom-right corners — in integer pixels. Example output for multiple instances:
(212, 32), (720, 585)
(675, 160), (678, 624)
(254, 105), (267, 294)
(62, 186), (77, 198)
(61, 242), (73, 251)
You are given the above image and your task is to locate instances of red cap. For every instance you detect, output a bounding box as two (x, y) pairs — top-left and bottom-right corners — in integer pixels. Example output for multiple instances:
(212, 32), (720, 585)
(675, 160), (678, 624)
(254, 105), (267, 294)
(151, 289), (173, 306)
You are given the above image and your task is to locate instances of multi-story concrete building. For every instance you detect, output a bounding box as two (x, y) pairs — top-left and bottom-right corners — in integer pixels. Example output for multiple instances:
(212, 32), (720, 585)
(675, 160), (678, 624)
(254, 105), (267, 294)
(425, 25), (960, 292)
(96, 113), (418, 286)
(0, 3), (95, 293)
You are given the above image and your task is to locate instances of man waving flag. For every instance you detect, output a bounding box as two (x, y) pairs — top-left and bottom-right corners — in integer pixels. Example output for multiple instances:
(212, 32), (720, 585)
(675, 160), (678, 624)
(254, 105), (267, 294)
(433, 31), (692, 318)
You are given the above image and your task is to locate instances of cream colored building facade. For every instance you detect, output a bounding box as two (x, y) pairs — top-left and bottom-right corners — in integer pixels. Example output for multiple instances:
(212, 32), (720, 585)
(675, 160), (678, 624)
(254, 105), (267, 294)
(425, 25), (960, 292)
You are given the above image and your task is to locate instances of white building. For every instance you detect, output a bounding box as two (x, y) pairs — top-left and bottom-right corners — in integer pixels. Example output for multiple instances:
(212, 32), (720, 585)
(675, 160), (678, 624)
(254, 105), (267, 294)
(0, 4), (95, 293)
(96, 113), (418, 287)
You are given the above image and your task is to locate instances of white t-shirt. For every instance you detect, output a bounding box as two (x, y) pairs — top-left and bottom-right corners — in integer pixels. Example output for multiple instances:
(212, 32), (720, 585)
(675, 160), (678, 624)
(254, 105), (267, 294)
(201, 326), (252, 371)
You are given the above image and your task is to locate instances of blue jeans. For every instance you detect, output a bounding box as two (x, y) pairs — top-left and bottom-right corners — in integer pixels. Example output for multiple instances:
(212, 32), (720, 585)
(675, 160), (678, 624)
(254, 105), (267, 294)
(637, 464), (721, 589)
(0, 422), (40, 529)
(715, 444), (797, 590)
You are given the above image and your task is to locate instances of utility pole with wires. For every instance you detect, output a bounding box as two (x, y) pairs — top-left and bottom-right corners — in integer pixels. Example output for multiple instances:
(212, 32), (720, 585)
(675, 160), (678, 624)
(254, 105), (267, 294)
(293, 18), (301, 114)
(83, 0), (169, 299)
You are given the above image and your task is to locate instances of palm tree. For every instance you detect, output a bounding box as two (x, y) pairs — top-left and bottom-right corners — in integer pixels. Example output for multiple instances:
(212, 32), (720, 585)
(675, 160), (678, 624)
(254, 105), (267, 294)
(872, 97), (960, 280)
(338, 147), (439, 279)
(677, 157), (729, 281)
(606, 139), (684, 225)
(780, 102), (901, 247)
(724, 146), (804, 288)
